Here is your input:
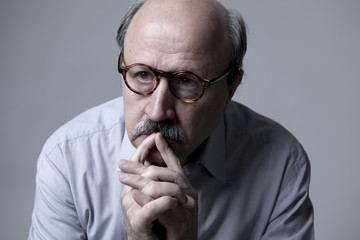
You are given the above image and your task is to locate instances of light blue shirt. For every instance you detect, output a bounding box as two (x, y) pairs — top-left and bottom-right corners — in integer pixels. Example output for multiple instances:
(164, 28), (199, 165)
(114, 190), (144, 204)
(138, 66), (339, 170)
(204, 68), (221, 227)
(28, 97), (314, 239)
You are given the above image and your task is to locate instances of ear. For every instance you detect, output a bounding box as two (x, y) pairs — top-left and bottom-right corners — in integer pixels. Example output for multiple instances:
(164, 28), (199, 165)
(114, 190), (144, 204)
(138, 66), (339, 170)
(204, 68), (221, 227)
(226, 69), (243, 104)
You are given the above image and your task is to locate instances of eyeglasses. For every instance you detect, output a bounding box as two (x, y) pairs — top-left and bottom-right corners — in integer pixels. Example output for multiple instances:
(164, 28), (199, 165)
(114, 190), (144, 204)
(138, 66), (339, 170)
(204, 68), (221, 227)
(118, 54), (234, 103)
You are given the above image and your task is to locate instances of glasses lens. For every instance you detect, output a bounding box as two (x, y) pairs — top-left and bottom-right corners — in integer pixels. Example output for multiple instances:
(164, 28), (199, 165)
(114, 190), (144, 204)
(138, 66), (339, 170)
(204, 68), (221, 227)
(126, 65), (157, 94)
(171, 73), (203, 101)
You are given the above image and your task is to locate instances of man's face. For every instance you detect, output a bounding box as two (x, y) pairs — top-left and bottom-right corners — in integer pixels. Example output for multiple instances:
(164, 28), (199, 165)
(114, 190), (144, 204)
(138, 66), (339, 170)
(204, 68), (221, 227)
(121, 1), (234, 165)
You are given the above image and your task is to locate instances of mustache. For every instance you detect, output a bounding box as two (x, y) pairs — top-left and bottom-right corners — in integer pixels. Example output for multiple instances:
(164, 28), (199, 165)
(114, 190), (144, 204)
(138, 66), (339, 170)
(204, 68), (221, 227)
(133, 119), (187, 144)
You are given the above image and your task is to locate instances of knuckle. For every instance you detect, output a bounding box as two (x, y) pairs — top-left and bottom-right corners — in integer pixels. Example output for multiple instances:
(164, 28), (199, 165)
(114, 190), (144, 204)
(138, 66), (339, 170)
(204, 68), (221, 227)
(143, 201), (157, 215)
(143, 165), (157, 178)
(121, 186), (131, 198)
(129, 218), (142, 229)
(143, 181), (157, 195)
(148, 181), (158, 192)
(173, 184), (182, 193)
(175, 173), (188, 188)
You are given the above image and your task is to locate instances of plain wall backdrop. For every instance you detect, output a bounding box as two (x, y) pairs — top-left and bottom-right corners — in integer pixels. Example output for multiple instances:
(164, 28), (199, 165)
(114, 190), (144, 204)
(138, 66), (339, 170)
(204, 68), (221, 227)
(1, 0), (359, 239)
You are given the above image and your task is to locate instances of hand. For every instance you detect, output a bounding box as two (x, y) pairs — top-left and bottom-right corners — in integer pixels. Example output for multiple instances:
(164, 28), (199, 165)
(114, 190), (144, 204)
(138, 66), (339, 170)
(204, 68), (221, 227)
(119, 133), (198, 240)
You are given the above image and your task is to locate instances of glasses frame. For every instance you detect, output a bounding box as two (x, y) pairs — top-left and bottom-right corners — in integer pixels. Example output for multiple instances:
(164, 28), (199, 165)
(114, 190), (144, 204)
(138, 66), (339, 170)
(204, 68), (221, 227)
(117, 54), (234, 103)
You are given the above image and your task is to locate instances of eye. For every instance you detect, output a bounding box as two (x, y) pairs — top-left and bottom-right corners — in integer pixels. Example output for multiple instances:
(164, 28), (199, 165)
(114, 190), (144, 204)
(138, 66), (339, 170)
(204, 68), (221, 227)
(135, 70), (153, 82)
(176, 76), (198, 88)
(171, 74), (203, 100)
(127, 66), (155, 84)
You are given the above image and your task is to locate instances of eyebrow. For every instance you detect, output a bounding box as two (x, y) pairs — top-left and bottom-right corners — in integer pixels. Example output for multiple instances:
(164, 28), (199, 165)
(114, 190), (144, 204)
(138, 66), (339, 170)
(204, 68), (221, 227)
(121, 54), (207, 78)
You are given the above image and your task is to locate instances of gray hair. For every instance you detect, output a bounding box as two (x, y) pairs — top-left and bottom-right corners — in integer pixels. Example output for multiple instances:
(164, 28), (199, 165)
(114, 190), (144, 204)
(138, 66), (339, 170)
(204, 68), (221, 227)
(226, 9), (247, 72)
(116, 1), (247, 79)
(133, 119), (187, 144)
(116, 1), (146, 55)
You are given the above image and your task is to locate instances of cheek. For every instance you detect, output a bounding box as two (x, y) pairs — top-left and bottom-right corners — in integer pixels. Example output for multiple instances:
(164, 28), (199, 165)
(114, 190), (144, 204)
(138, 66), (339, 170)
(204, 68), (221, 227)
(183, 87), (229, 139)
(122, 88), (146, 142)
(185, 106), (220, 134)
(178, 99), (227, 145)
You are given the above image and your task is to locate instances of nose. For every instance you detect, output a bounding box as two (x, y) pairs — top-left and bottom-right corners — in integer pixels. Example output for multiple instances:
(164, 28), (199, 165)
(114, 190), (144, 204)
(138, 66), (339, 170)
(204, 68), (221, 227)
(144, 78), (176, 122)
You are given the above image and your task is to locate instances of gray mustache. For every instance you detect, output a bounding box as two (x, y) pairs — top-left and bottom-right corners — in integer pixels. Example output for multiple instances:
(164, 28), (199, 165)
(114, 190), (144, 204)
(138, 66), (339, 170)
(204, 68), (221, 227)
(133, 119), (187, 144)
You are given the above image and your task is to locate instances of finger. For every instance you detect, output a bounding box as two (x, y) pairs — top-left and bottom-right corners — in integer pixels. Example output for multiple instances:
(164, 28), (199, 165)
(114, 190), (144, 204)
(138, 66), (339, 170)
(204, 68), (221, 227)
(155, 133), (186, 175)
(124, 200), (155, 237)
(155, 133), (196, 197)
(141, 181), (188, 205)
(132, 189), (153, 207)
(119, 158), (189, 190)
(119, 173), (188, 205)
(121, 186), (141, 213)
(121, 185), (132, 201)
(119, 172), (149, 189)
(143, 165), (189, 190)
(130, 134), (157, 164)
(138, 196), (179, 223)
(118, 159), (146, 174)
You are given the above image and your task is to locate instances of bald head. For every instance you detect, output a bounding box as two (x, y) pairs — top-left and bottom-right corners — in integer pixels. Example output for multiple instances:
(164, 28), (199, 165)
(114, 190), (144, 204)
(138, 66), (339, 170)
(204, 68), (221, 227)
(140, 0), (226, 18)
(124, 0), (231, 73)
(134, 0), (228, 39)
(117, 0), (247, 83)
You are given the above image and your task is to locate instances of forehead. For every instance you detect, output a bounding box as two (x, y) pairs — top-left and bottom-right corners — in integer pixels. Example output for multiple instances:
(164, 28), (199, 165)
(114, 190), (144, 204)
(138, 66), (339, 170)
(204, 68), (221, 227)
(123, 0), (232, 74)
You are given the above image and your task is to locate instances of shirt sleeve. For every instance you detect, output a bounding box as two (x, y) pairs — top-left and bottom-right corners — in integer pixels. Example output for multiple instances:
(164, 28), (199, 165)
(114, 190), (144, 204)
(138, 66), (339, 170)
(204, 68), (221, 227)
(261, 155), (315, 240)
(28, 147), (87, 240)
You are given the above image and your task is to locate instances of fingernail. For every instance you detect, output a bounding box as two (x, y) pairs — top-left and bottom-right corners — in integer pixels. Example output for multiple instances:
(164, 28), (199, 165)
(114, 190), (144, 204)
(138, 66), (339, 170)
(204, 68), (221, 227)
(118, 159), (128, 168)
(118, 173), (129, 182)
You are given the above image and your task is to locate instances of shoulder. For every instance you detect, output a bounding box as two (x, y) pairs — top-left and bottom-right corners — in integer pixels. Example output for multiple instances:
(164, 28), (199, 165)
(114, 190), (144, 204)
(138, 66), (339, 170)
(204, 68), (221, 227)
(224, 101), (309, 180)
(42, 97), (125, 155)
(225, 101), (305, 154)
(224, 101), (310, 189)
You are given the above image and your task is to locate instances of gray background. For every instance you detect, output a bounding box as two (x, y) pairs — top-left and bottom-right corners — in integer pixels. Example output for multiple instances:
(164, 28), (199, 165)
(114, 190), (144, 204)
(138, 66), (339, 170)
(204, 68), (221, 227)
(1, 0), (359, 239)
